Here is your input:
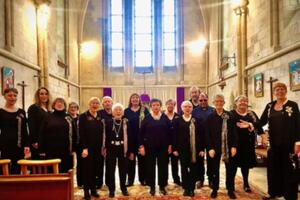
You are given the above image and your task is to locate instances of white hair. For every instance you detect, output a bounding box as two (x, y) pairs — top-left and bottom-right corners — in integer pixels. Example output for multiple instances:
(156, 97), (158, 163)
(213, 94), (225, 101)
(189, 86), (201, 96)
(234, 95), (248, 104)
(102, 96), (113, 104)
(112, 103), (124, 112)
(88, 97), (101, 105)
(181, 100), (193, 109)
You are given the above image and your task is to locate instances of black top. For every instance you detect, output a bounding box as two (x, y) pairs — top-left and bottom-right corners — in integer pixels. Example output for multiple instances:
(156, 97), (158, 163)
(124, 106), (149, 153)
(205, 110), (238, 155)
(71, 116), (80, 150)
(259, 100), (300, 152)
(104, 118), (132, 153)
(39, 110), (72, 155)
(165, 112), (180, 147)
(139, 113), (171, 151)
(231, 110), (263, 168)
(173, 116), (205, 153)
(190, 99), (199, 110)
(0, 108), (28, 149)
(27, 104), (49, 144)
(79, 110), (103, 150)
(99, 109), (113, 120)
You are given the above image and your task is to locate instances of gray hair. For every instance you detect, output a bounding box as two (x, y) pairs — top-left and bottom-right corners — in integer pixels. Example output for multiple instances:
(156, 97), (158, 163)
(181, 100), (193, 109)
(102, 96), (113, 104)
(112, 103), (124, 112)
(88, 97), (101, 105)
(189, 86), (201, 95)
(165, 99), (176, 105)
(234, 95), (248, 104)
(213, 94), (225, 102)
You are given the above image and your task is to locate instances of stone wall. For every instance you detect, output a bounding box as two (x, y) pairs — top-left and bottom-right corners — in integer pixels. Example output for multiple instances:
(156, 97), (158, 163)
(206, 0), (300, 116)
(0, 0), (80, 111)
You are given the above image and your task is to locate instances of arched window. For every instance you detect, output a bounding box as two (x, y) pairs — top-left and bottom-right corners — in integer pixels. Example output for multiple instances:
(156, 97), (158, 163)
(103, 0), (180, 73)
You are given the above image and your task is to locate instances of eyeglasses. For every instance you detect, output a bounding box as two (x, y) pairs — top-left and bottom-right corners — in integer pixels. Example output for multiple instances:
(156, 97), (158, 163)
(199, 99), (208, 102)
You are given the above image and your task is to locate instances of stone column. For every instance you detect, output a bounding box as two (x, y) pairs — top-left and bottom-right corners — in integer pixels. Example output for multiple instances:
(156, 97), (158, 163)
(271, 0), (280, 51)
(4, 0), (12, 51)
(241, 5), (248, 95)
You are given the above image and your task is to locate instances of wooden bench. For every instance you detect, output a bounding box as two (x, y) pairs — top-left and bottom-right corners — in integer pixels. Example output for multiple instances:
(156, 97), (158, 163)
(0, 159), (11, 175)
(0, 170), (74, 200)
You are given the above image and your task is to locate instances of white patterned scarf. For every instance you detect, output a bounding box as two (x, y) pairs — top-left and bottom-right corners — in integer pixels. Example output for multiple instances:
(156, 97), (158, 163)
(221, 112), (230, 163)
(189, 118), (197, 163)
(65, 116), (73, 155)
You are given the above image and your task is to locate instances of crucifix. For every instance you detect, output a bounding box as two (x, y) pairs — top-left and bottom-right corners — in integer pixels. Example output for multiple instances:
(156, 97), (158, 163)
(17, 81), (28, 110)
(266, 76), (278, 101)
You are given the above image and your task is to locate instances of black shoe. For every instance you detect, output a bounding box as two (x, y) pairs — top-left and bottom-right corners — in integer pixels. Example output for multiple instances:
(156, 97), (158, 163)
(208, 180), (213, 189)
(228, 191), (236, 199)
(91, 190), (100, 198)
(95, 184), (102, 189)
(122, 190), (129, 196)
(244, 186), (252, 193)
(83, 190), (91, 200)
(109, 191), (115, 198)
(150, 187), (155, 196)
(159, 188), (167, 195)
(183, 190), (190, 196)
(210, 190), (217, 198)
(140, 181), (147, 186)
(196, 181), (203, 189)
(189, 190), (195, 197)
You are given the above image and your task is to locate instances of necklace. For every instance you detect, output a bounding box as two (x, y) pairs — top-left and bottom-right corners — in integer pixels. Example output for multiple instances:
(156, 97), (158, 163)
(113, 119), (122, 138)
(182, 114), (191, 122)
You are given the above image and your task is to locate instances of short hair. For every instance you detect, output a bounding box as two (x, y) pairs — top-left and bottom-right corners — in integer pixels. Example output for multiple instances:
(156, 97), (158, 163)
(189, 86), (201, 95)
(150, 98), (162, 106)
(102, 96), (113, 104)
(199, 92), (208, 98)
(68, 102), (79, 110)
(128, 93), (141, 107)
(234, 95), (248, 104)
(112, 103), (124, 112)
(52, 97), (67, 110)
(181, 100), (193, 109)
(165, 99), (176, 106)
(88, 97), (101, 105)
(3, 88), (18, 95)
(34, 87), (50, 109)
(273, 82), (287, 91)
(213, 94), (225, 101)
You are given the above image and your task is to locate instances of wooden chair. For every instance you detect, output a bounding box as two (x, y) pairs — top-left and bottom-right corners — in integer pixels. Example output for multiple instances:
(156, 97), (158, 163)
(17, 159), (61, 175)
(0, 159), (11, 175)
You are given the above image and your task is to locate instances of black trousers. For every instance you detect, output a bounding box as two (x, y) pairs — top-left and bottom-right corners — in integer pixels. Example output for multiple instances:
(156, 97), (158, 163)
(83, 149), (103, 190)
(267, 147), (298, 200)
(0, 145), (23, 174)
(169, 154), (180, 182)
(206, 151), (213, 182)
(145, 148), (169, 189)
(76, 148), (84, 187)
(127, 153), (146, 184)
(105, 146), (128, 192)
(46, 152), (72, 173)
(30, 145), (40, 160)
(210, 154), (236, 192)
(179, 150), (197, 191)
(195, 155), (205, 182)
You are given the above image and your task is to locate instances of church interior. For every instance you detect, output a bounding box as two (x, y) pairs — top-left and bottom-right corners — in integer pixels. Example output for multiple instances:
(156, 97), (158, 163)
(0, 0), (300, 199)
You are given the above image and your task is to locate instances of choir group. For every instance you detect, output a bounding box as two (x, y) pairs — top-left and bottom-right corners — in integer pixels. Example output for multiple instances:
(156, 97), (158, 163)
(0, 83), (299, 200)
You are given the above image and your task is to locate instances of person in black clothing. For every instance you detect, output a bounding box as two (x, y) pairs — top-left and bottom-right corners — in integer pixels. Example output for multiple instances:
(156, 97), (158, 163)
(230, 95), (264, 193)
(103, 103), (130, 197)
(27, 87), (50, 160)
(99, 96), (113, 120)
(189, 86), (201, 109)
(139, 98), (172, 196)
(124, 93), (149, 186)
(39, 98), (73, 173)
(259, 83), (300, 200)
(68, 102), (83, 188)
(79, 97), (103, 200)
(0, 88), (29, 174)
(164, 99), (181, 186)
(206, 94), (238, 199)
(173, 101), (205, 197)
